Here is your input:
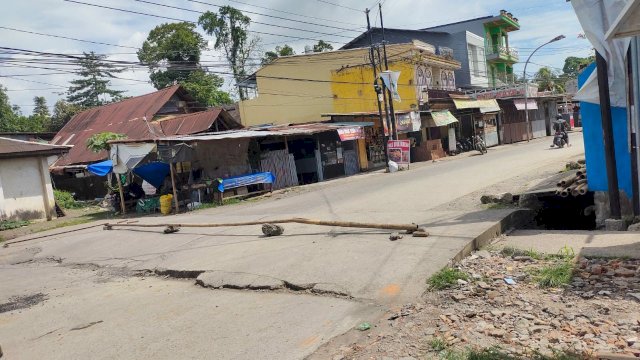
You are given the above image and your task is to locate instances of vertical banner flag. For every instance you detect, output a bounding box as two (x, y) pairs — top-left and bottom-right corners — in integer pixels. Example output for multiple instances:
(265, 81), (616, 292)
(380, 71), (401, 102)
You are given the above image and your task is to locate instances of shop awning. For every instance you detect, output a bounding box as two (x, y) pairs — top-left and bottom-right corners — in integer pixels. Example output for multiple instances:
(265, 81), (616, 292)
(477, 99), (500, 113)
(452, 98), (500, 113)
(514, 99), (538, 110)
(452, 98), (478, 109)
(424, 111), (459, 128)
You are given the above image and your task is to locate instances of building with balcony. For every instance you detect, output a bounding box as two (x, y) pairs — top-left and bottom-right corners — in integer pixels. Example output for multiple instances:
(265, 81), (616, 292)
(421, 10), (521, 88)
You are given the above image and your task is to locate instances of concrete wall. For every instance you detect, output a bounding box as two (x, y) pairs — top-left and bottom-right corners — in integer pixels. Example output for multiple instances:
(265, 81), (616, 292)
(0, 156), (55, 221)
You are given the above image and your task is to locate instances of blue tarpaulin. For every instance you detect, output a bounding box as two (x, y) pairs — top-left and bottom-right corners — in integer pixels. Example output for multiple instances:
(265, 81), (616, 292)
(218, 172), (275, 192)
(133, 162), (170, 189)
(87, 160), (113, 176)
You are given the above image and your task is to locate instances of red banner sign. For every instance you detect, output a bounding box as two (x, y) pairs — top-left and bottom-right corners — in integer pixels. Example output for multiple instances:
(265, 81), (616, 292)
(337, 127), (365, 141)
(387, 139), (410, 166)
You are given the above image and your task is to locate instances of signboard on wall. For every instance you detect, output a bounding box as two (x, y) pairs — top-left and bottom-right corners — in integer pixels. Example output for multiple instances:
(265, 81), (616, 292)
(387, 139), (410, 166)
(475, 84), (539, 100)
(337, 127), (365, 141)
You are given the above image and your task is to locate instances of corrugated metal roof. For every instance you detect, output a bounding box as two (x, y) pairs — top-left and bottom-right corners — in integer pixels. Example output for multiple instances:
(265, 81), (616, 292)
(52, 85), (184, 166)
(0, 137), (70, 159)
(156, 108), (224, 136)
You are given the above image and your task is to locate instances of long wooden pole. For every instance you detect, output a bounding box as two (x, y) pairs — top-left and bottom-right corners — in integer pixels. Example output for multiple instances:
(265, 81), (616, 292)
(169, 162), (179, 213)
(105, 217), (420, 232)
(117, 174), (126, 215)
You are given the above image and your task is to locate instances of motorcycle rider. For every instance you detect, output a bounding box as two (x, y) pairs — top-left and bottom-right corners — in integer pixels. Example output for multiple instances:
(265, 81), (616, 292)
(551, 114), (570, 147)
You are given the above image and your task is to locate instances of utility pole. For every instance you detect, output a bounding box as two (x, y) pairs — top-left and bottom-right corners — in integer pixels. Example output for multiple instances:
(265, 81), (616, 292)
(596, 52), (621, 219)
(366, 9), (390, 167)
(379, 2), (397, 140)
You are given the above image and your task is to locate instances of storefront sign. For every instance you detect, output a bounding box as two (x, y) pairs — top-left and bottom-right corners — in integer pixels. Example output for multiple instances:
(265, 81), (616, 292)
(384, 111), (421, 136)
(387, 139), (410, 166)
(475, 84), (538, 100)
(337, 127), (365, 141)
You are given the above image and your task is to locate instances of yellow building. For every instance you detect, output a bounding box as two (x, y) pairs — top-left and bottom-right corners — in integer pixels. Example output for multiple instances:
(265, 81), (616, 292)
(238, 40), (461, 127)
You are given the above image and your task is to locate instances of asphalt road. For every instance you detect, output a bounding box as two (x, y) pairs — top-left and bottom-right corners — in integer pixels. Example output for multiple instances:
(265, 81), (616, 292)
(0, 135), (585, 360)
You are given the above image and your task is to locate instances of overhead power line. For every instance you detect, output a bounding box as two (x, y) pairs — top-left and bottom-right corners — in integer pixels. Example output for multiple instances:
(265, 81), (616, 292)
(0, 26), (138, 49)
(132, 0), (354, 39)
(182, 0), (359, 32)
(316, 0), (363, 13)
(64, 0), (346, 44)
(225, 0), (363, 27)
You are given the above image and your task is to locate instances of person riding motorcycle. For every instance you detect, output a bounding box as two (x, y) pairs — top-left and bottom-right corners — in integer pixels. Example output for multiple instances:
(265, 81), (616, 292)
(551, 114), (569, 147)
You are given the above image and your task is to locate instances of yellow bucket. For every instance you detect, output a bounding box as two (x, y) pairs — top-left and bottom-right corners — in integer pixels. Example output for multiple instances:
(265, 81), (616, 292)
(160, 194), (173, 215)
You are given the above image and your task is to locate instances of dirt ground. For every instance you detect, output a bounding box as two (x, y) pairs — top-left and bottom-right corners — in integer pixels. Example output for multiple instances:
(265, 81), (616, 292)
(314, 248), (640, 360)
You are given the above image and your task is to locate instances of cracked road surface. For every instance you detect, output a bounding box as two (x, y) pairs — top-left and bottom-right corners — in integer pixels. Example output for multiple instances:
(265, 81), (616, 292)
(0, 136), (584, 359)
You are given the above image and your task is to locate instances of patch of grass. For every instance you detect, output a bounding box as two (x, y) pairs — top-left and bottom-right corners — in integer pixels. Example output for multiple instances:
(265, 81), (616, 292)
(437, 348), (582, 360)
(429, 337), (447, 352)
(0, 220), (30, 231)
(544, 246), (575, 261)
(500, 246), (544, 260)
(54, 190), (86, 209)
(487, 203), (514, 210)
(428, 267), (469, 290)
(530, 261), (574, 288)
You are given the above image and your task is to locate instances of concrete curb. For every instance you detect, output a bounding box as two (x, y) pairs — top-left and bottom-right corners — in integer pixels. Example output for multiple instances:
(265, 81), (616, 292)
(451, 209), (534, 263)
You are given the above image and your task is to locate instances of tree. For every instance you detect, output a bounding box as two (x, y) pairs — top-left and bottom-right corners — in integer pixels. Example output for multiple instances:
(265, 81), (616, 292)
(199, 6), (261, 100)
(86, 132), (127, 153)
(138, 22), (206, 89)
(67, 52), (125, 108)
(313, 40), (333, 53)
(181, 70), (232, 107)
(50, 100), (82, 132)
(534, 67), (564, 93)
(138, 22), (232, 106)
(261, 44), (295, 65)
(29, 96), (51, 132)
(0, 86), (41, 132)
(562, 56), (595, 79)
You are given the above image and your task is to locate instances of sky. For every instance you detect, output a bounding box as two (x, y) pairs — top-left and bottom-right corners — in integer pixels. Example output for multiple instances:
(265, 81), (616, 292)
(0, 0), (594, 114)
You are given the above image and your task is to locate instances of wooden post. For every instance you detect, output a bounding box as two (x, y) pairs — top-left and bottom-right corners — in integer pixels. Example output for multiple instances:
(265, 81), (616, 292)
(117, 174), (126, 215)
(170, 162), (179, 213)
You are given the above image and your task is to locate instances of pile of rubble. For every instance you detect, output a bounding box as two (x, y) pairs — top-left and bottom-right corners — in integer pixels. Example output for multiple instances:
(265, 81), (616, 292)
(334, 250), (640, 359)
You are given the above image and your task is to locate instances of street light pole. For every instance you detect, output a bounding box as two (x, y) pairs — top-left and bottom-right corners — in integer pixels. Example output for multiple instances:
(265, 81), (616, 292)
(523, 35), (565, 141)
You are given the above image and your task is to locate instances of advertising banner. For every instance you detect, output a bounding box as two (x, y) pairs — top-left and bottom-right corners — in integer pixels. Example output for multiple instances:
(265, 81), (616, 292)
(337, 127), (365, 141)
(387, 139), (411, 166)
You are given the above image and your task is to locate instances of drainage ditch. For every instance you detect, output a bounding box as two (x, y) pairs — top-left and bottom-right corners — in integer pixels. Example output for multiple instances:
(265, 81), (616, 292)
(517, 191), (596, 230)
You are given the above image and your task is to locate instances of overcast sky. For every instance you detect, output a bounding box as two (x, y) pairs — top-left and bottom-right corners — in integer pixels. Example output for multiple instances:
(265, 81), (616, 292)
(0, 0), (593, 114)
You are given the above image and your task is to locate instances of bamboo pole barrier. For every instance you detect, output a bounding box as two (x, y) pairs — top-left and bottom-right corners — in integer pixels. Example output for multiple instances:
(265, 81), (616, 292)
(103, 218), (425, 236)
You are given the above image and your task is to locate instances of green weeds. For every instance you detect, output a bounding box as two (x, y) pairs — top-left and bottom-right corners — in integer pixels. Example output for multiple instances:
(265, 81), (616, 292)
(428, 267), (469, 290)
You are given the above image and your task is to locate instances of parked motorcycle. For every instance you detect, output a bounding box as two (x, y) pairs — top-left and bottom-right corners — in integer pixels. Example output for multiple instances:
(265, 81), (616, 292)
(473, 135), (487, 155)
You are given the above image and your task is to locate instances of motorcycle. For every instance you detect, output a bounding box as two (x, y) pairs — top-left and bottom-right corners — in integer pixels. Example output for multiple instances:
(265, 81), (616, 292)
(553, 131), (567, 148)
(473, 135), (487, 155)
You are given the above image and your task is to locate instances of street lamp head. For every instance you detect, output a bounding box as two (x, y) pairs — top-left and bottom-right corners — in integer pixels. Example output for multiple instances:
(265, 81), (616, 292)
(551, 35), (566, 42)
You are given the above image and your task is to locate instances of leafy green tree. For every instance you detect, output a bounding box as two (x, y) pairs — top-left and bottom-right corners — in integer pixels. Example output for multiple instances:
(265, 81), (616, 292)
(50, 100), (82, 132)
(562, 56), (595, 78)
(138, 22), (232, 106)
(28, 96), (51, 132)
(261, 44), (295, 65)
(182, 70), (232, 107)
(313, 40), (333, 53)
(199, 6), (261, 100)
(0, 85), (19, 132)
(534, 67), (564, 93)
(86, 132), (127, 153)
(67, 52), (125, 108)
(138, 22), (206, 89)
